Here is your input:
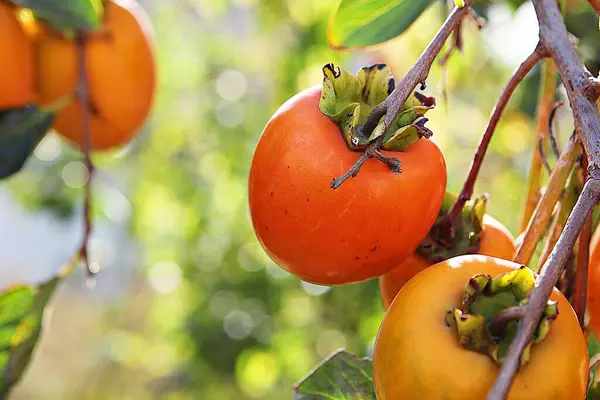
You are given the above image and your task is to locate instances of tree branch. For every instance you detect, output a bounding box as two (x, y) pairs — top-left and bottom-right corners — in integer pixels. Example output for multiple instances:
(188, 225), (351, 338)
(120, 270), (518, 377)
(446, 44), (547, 226)
(487, 0), (600, 396)
(513, 135), (581, 268)
(487, 306), (526, 340)
(76, 32), (96, 278)
(574, 155), (592, 327)
(488, 179), (600, 399)
(521, 60), (558, 231)
(379, 2), (473, 132)
(332, 2), (473, 188)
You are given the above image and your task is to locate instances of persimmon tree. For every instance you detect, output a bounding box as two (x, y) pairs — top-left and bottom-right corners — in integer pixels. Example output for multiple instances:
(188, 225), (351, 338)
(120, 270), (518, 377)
(249, 0), (600, 399)
(3, 0), (600, 398)
(0, 0), (154, 397)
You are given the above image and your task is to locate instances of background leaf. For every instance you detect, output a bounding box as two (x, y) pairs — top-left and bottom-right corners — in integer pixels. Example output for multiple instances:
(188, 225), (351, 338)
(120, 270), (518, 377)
(8, 0), (103, 31)
(0, 106), (55, 180)
(294, 350), (375, 399)
(0, 279), (59, 398)
(328, 0), (435, 50)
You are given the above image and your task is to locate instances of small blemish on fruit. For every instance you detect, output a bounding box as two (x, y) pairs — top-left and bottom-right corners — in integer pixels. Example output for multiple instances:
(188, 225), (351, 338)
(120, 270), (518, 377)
(355, 256), (360, 261)
(306, 197), (310, 202)
(371, 246), (378, 252)
(270, 191), (274, 197)
(285, 210), (288, 215)
(286, 165), (290, 169)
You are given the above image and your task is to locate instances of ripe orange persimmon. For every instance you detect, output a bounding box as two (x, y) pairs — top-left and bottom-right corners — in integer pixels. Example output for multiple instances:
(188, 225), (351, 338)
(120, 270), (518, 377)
(35, 0), (155, 150)
(248, 86), (447, 285)
(379, 214), (516, 309)
(587, 227), (600, 334)
(373, 255), (589, 400)
(0, 2), (34, 109)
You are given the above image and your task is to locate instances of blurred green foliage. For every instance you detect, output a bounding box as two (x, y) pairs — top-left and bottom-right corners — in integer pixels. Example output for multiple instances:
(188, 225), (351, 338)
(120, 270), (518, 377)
(3, 0), (600, 399)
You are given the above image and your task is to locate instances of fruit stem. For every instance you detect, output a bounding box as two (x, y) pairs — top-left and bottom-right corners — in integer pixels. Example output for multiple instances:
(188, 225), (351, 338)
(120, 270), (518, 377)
(331, 1), (473, 189)
(574, 154), (592, 328)
(330, 139), (401, 189)
(514, 134), (581, 268)
(75, 31), (96, 278)
(520, 59), (558, 232)
(444, 44), (547, 232)
(487, 306), (526, 340)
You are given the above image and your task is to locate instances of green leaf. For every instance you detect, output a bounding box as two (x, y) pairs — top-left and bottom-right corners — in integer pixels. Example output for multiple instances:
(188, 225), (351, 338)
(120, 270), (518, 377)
(328, 0), (435, 50)
(294, 350), (375, 400)
(0, 106), (55, 180)
(0, 278), (59, 398)
(8, 0), (103, 31)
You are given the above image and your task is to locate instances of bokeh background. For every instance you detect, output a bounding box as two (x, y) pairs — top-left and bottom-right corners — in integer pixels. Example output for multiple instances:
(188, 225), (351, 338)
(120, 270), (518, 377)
(3, 0), (600, 398)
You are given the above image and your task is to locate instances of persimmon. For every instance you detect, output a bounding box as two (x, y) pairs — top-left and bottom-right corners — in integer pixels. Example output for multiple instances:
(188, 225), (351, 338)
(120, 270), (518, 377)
(35, 0), (155, 150)
(587, 226), (600, 335)
(0, 2), (34, 109)
(380, 214), (516, 309)
(373, 255), (589, 400)
(248, 79), (447, 285)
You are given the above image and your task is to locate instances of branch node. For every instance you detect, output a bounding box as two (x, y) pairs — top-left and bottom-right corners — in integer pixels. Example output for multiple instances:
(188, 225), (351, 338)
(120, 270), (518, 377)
(583, 77), (600, 102)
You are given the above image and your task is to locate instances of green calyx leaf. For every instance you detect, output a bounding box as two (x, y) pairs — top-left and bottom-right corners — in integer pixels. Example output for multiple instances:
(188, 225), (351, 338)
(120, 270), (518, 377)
(319, 63), (435, 152)
(417, 192), (488, 263)
(445, 266), (558, 366)
(294, 350), (375, 399)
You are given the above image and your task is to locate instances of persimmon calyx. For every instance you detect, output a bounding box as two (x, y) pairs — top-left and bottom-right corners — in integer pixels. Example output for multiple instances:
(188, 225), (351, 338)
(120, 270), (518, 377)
(319, 63), (435, 152)
(417, 192), (488, 263)
(445, 266), (558, 366)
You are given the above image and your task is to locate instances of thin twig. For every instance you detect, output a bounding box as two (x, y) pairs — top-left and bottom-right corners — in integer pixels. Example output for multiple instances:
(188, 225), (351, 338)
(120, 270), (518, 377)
(332, 2), (473, 188)
(330, 145), (401, 189)
(488, 180), (600, 399)
(445, 45), (547, 227)
(514, 135), (581, 268)
(539, 166), (581, 266)
(521, 59), (558, 232)
(467, 8), (485, 29)
(560, 251), (578, 302)
(439, 23), (462, 67)
(548, 101), (564, 158)
(538, 137), (553, 175)
(487, 307), (526, 340)
(488, 0), (600, 395)
(574, 155), (592, 327)
(75, 32), (96, 278)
